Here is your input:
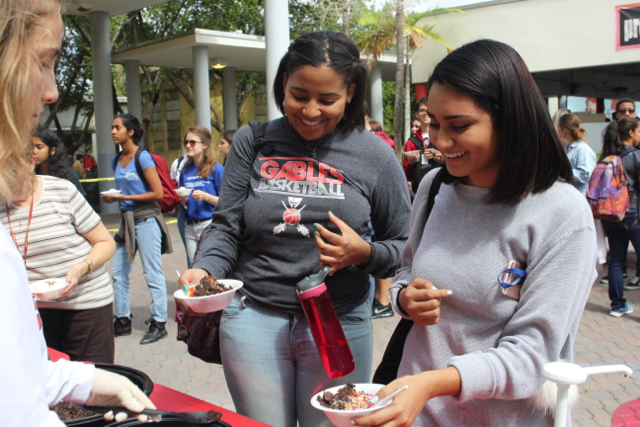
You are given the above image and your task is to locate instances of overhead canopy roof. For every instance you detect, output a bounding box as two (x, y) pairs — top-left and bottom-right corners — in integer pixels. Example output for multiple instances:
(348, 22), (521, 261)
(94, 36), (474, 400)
(413, 0), (640, 100)
(64, 0), (166, 16)
(111, 29), (400, 80)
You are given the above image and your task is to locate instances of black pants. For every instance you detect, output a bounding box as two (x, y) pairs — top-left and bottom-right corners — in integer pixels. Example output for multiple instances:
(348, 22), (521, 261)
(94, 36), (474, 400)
(40, 303), (115, 364)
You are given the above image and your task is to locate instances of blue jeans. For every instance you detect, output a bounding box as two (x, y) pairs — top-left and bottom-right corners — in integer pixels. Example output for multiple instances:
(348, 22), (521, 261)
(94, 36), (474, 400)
(603, 211), (640, 310)
(184, 218), (211, 265)
(220, 294), (372, 427)
(113, 217), (167, 322)
(177, 205), (190, 268)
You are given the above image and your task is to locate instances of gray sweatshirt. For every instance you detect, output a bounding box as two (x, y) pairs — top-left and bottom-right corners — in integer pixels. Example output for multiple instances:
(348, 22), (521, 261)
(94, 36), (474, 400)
(193, 118), (411, 314)
(390, 170), (597, 426)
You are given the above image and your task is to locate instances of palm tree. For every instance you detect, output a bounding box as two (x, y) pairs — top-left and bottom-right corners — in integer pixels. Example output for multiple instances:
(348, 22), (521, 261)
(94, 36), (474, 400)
(394, 0), (405, 158)
(403, 8), (459, 142)
(356, 3), (461, 158)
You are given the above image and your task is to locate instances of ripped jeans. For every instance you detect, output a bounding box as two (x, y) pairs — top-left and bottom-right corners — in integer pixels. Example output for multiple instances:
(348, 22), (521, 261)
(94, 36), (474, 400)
(219, 294), (372, 427)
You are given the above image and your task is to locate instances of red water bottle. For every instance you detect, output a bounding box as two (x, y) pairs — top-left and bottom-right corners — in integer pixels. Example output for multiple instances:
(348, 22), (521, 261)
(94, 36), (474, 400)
(296, 266), (356, 379)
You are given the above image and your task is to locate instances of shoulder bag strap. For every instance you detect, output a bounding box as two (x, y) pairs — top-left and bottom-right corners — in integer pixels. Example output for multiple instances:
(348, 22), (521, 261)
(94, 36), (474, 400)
(133, 147), (149, 187)
(414, 167), (446, 242)
(409, 135), (423, 152)
(248, 120), (272, 187)
(372, 167), (446, 385)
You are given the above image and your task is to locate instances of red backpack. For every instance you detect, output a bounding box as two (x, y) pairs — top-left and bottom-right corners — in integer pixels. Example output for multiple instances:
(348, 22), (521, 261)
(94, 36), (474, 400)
(113, 148), (180, 213)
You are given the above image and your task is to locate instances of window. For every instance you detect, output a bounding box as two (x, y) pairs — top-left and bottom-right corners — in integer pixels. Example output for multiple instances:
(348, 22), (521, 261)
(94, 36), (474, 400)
(166, 90), (181, 150)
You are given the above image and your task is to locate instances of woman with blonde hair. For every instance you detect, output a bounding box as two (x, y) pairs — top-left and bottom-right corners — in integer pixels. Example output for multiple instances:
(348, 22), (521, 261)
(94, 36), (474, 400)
(179, 125), (224, 264)
(557, 113), (596, 195)
(0, 0), (155, 424)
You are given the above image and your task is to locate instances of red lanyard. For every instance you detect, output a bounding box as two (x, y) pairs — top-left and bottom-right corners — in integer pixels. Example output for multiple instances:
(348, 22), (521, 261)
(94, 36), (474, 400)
(6, 196), (34, 265)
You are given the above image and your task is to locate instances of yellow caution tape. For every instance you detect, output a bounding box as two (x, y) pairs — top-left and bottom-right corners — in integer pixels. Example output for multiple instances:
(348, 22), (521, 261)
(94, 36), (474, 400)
(107, 218), (177, 233)
(79, 177), (116, 183)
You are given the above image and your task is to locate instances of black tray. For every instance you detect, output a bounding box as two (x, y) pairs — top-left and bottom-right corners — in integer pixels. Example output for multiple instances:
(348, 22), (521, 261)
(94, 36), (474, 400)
(59, 364), (154, 427)
(104, 415), (232, 427)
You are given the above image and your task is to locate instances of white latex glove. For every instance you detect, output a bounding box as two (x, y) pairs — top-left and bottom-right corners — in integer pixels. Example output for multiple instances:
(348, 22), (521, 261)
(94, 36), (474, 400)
(86, 368), (159, 422)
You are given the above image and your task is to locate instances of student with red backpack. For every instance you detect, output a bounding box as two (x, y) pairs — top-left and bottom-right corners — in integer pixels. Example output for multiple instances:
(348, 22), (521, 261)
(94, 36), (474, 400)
(598, 117), (640, 317)
(101, 114), (173, 344)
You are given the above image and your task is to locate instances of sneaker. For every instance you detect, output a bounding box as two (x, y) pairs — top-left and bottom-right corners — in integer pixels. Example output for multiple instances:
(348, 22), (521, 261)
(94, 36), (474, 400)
(371, 299), (394, 319)
(600, 272), (628, 284)
(140, 318), (167, 345)
(114, 317), (132, 337)
(625, 277), (640, 291)
(609, 302), (634, 318)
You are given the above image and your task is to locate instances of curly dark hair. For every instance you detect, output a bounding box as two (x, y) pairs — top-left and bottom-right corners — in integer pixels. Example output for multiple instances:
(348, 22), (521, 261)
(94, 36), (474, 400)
(273, 31), (367, 132)
(114, 113), (144, 145)
(34, 126), (69, 180)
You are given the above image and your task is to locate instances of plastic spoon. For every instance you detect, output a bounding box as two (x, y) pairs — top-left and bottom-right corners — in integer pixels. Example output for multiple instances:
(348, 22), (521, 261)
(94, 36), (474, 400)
(369, 385), (409, 408)
(81, 406), (223, 425)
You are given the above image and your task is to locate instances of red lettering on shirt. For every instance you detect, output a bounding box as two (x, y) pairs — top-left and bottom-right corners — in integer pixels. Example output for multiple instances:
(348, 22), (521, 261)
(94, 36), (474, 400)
(261, 160), (280, 179)
(259, 157), (345, 184)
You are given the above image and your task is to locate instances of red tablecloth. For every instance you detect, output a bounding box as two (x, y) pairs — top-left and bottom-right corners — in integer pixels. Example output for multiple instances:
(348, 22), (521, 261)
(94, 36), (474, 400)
(47, 348), (269, 427)
(150, 383), (270, 427)
(48, 347), (70, 361)
(612, 398), (640, 426)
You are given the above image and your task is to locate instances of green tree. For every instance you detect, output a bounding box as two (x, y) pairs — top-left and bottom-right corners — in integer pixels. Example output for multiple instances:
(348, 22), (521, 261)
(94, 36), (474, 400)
(402, 8), (459, 140)
(394, 0), (405, 159)
(51, 0), (373, 154)
(356, 2), (461, 158)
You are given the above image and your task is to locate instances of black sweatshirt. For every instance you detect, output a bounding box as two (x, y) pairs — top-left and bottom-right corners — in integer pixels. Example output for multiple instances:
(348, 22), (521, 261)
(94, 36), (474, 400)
(193, 118), (411, 315)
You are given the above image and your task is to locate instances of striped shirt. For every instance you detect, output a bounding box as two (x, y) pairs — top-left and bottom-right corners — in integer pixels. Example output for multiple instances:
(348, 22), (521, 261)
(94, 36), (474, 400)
(0, 176), (113, 310)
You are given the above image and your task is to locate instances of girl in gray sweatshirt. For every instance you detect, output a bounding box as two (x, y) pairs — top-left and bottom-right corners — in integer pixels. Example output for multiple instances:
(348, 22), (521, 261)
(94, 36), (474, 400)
(356, 39), (597, 427)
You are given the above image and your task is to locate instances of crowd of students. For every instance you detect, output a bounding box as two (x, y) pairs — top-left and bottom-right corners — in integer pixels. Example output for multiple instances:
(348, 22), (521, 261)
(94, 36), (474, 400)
(4, 0), (638, 425)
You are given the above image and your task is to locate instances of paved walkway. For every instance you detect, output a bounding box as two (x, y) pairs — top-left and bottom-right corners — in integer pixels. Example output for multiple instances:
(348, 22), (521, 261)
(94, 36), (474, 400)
(102, 213), (640, 427)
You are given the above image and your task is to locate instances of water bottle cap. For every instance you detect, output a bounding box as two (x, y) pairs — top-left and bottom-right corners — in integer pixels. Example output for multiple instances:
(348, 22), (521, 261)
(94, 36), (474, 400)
(296, 265), (331, 294)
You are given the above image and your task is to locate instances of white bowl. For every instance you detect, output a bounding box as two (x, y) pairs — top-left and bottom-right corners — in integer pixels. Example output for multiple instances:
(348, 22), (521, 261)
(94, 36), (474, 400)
(311, 383), (386, 427)
(174, 188), (193, 197)
(100, 189), (122, 195)
(30, 278), (68, 301)
(173, 279), (243, 314)
(403, 150), (420, 158)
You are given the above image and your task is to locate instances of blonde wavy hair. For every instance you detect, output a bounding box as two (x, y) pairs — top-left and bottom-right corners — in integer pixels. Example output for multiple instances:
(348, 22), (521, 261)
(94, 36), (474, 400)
(185, 126), (218, 178)
(0, 0), (62, 202)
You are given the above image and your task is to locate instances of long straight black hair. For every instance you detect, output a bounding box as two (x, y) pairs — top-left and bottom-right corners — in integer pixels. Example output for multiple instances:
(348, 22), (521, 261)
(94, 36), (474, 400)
(34, 126), (69, 180)
(428, 39), (573, 206)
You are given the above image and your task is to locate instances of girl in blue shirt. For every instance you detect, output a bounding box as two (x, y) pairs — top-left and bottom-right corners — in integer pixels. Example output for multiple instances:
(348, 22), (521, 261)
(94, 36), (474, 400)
(101, 114), (169, 345)
(178, 126), (224, 264)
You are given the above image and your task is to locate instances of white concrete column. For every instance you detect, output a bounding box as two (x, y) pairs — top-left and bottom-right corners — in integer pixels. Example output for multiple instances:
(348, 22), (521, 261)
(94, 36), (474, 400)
(90, 11), (118, 214)
(264, 0), (290, 120)
(548, 96), (559, 118)
(192, 45), (211, 131)
(124, 60), (142, 123)
(222, 66), (238, 130)
(559, 96), (568, 110)
(368, 64), (383, 124)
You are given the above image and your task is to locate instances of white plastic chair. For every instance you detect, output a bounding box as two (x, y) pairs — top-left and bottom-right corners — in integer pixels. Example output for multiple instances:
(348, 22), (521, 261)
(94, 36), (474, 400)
(542, 361), (633, 427)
